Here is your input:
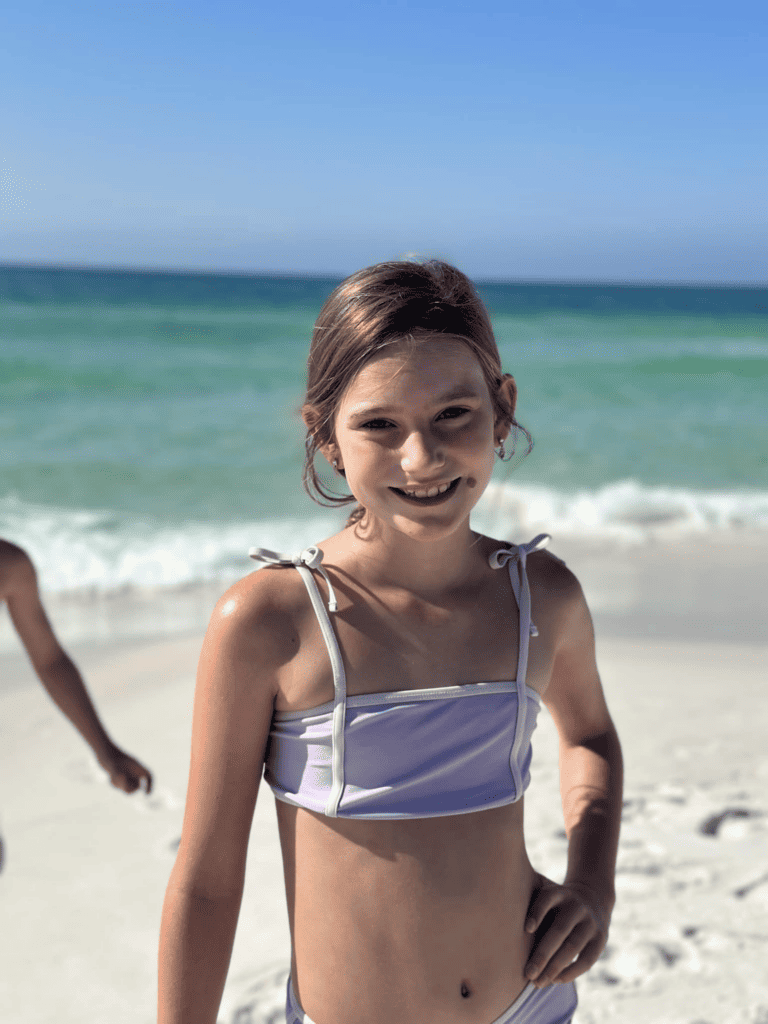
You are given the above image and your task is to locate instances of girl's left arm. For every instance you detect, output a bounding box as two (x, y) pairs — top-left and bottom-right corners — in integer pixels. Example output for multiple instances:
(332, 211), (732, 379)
(525, 564), (624, 988)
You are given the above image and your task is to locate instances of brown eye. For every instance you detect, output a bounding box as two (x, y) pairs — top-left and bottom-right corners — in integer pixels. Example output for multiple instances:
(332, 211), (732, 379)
(437, 406), (469, 421)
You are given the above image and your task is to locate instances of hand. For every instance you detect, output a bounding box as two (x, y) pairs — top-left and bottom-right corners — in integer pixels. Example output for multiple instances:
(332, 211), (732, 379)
(523, 873), (611, 988)
(99, 744), (153, 795)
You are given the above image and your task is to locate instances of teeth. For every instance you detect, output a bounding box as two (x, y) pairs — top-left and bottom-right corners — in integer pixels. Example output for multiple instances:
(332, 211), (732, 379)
(403, 481), (453, 498)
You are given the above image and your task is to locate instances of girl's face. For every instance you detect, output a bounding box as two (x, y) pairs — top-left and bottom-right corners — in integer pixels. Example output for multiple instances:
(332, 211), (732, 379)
(329, 336), (506, 542)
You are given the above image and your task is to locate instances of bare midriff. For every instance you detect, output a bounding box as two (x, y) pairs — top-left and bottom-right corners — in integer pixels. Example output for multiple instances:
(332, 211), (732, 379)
(276, 797), (537, 1024)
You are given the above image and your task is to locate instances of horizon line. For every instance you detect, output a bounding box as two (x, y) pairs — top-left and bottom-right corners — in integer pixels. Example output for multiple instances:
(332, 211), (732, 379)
(1, 260), (767, 291)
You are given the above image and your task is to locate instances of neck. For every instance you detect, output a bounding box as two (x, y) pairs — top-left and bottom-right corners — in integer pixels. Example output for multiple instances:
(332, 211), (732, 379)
(346, 514), (489, 597)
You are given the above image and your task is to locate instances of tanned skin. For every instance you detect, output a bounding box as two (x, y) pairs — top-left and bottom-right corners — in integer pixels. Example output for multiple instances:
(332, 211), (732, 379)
(158, 340), (622, 1024)
(0, 540), (152, 814)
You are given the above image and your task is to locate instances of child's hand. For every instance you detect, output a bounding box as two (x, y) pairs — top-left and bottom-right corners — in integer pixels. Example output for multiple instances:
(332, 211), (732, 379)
(99, 744), (153, 795)
(523, 873), (612, 987)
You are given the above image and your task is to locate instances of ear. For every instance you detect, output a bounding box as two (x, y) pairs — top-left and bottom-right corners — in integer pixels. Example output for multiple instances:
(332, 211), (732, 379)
(302, 404), (343, 471)
(324, 448), (343, 472)
(301, 403), (320, 434)
(494, 375), (518, 442)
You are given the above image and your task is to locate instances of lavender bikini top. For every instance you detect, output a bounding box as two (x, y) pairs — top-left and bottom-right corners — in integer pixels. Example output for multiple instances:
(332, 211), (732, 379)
(248, 534), (550, 820)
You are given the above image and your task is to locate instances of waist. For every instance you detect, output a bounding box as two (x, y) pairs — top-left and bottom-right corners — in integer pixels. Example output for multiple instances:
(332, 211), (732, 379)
(281, 800), (537, 1024)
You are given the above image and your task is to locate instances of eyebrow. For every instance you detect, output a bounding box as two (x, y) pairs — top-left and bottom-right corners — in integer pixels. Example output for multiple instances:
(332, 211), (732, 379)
(348, 386), (482, 419)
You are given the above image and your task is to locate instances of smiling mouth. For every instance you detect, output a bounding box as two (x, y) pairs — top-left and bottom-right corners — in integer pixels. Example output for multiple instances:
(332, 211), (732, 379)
(390, 478), (461, 505)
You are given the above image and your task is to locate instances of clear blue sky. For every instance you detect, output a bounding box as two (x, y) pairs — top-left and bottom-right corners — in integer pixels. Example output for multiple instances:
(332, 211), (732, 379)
(2, 0), (766, 281)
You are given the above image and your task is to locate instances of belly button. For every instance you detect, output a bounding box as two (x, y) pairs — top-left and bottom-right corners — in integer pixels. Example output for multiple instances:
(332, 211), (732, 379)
(460, 982), (471, 998)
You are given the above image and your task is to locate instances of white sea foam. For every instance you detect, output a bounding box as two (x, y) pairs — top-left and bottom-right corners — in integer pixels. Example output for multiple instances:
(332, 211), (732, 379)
(0, 494), (341, 596)
(1, 482), (767, 600)
(476, 479), (768, 545)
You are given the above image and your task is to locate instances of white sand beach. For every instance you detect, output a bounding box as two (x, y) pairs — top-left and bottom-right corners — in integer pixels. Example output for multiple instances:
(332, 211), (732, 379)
(1, 535), (766, 1024)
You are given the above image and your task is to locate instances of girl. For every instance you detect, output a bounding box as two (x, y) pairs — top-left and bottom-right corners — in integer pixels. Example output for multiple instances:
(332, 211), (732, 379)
(158, 260), (623, 1024)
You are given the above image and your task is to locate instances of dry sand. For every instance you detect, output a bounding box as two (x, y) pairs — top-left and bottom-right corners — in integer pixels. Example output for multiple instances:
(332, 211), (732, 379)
(1, 535), (766, 1023)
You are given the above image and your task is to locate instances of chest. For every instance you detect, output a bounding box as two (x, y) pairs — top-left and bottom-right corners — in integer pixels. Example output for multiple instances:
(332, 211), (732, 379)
(275, 570), (555, 713)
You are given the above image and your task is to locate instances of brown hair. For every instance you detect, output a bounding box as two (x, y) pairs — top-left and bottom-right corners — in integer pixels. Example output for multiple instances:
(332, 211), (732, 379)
(302, 259), (532, 520)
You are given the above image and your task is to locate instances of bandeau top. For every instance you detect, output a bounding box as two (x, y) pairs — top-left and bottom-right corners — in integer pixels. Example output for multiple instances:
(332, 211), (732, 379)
(248, 534), (551, 820)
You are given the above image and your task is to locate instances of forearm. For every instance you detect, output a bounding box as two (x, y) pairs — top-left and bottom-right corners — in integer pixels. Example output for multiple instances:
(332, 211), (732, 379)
(35, 654), (113, 761)
(158, 874), (243, 1024)
(559, 724), (623, 918)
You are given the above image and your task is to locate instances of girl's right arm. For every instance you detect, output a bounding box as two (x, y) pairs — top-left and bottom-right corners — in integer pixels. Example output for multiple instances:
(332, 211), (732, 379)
(158, 575), (286, 1024)
(2, 541), (152, 793)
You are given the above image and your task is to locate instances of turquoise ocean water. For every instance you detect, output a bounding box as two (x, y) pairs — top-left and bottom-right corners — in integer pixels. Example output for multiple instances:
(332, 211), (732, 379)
(2, 264), (767, 603)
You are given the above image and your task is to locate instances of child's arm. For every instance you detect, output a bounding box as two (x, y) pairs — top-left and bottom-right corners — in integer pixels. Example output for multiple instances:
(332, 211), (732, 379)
(158, 575), (284, 1024)
(525, 563), (623, 988)
(2, 541), (152, 793)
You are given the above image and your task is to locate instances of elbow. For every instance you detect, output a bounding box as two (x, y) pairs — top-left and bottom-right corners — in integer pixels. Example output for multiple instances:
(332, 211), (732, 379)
(559, 724), (624, 798)
(587, 726), (624, 783)
(602, 723), (624, 772)
(591, 722), (623, 761)
(564, 721), (623, 762)
(166, 883), (242, 914)
(166, 851), (247, 907)
(33, 649), (72, 682)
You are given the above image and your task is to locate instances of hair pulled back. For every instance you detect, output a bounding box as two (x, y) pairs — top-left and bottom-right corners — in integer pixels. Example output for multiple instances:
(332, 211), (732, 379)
(302, 259), (531, 516)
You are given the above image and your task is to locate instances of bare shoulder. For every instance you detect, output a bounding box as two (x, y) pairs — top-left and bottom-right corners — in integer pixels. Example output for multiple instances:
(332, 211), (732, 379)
(0, 538), (30, 567)
(0, 540), (36, 598)
(527, 550), (613, 737)
(200, 563), (311, 680)
(480, 535), (584, 606)
(527, 548), (584, 613)
(484, 540), (586, 650)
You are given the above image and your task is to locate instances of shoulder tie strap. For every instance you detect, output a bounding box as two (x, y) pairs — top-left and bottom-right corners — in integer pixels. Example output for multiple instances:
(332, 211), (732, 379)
(488, 533), (550, 795)
(488, 533), (550, 640)
(248, 544), (346, 816)
(249, 545), (339, 613)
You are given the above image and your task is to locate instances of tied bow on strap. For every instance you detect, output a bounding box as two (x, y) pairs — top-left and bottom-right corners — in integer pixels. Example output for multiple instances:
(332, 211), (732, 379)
(248, 545), (339, 612)
(488, 532), (551, 570)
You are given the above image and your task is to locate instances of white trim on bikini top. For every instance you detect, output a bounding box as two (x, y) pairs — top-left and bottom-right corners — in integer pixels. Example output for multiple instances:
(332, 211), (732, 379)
(249, 534), (550, 816)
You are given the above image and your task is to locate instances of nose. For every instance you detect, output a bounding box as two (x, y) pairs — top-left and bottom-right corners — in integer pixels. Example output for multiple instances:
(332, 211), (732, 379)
(400, 429), (444, 474)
